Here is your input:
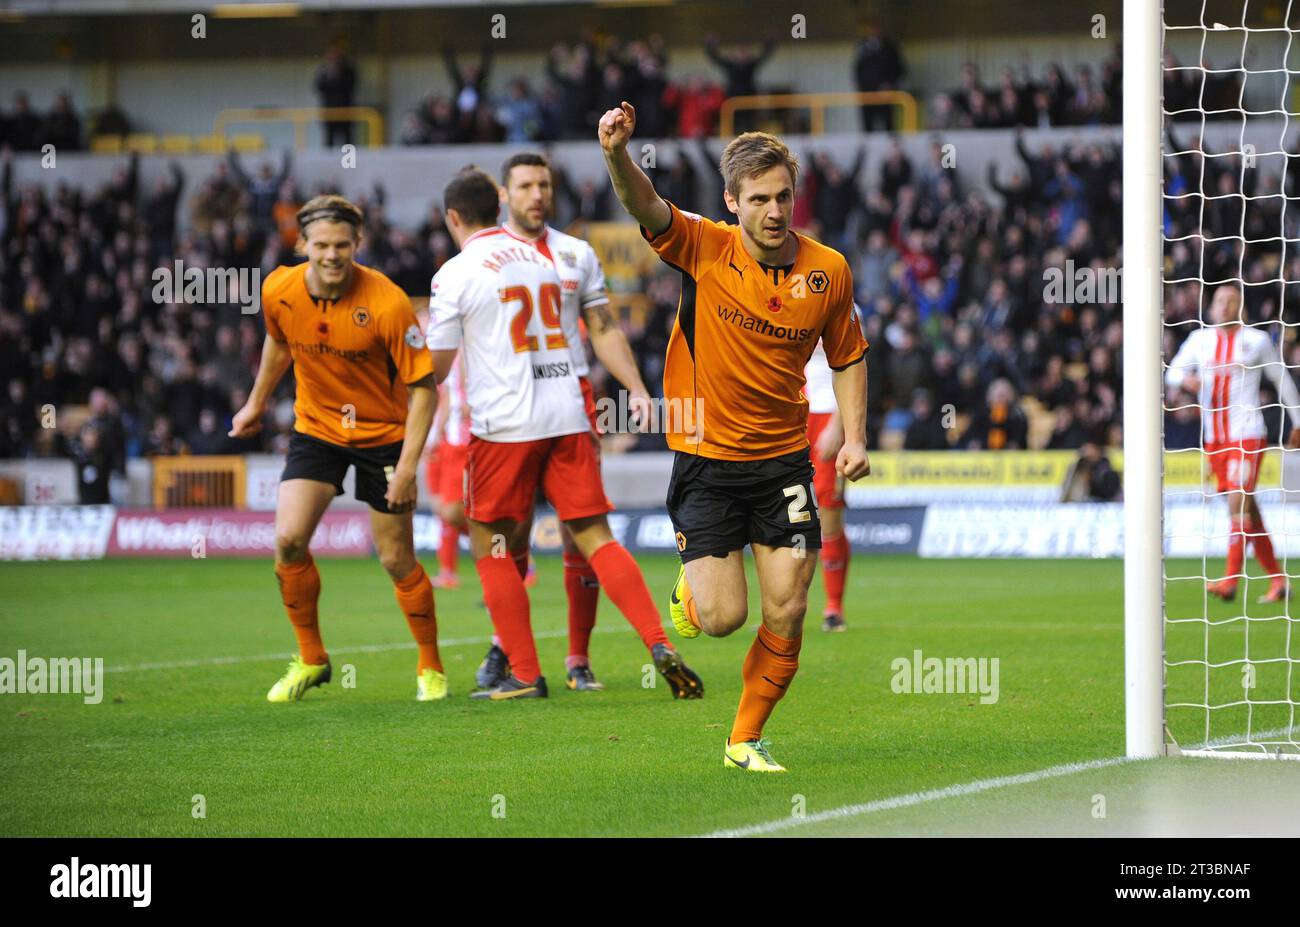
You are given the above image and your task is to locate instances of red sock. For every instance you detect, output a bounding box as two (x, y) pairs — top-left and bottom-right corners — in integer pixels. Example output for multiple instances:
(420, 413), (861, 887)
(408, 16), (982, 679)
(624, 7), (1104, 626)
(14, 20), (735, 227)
(476, 554), (540, 682)
(820, 532), (850, 615)
(275, 554), (327, 665)
(1226, 517), (1246, 584)
(1247, 516), (1283, 580)
(588, 541), (668, 649)
(437, 521), (459, 576)
(394, 563), (442, 673)
(564, 552), (600, 665)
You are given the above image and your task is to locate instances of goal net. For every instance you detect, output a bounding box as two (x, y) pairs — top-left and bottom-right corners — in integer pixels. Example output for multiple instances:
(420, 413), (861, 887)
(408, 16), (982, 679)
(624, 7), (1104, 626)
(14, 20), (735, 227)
(1158, 0), (1300, 759)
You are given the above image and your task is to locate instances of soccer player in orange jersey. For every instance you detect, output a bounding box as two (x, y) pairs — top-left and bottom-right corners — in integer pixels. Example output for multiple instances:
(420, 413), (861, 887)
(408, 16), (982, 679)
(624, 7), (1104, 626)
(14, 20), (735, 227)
(600, 103), (871, 771)
(230, 195), (445, 703)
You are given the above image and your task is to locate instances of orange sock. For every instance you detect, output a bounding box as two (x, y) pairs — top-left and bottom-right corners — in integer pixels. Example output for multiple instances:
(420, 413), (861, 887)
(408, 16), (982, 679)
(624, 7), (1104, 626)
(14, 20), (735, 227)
(275, 554), (327, 665)
(730, 624), (801, 745)
(394, 563), (442, 673)
(679, 572), (702, 631)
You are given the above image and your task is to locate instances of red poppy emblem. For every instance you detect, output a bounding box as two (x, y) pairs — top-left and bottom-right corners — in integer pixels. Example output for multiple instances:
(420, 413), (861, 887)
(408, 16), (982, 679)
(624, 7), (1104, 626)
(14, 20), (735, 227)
(767, 295), (783, 313)
(317, 322), (329, 337)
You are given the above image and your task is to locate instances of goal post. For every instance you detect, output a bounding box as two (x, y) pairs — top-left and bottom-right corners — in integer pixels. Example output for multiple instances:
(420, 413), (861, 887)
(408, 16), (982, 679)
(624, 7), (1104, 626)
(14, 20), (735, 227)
(1124, 0), (1165, 759)
(1131, 0), (1300, 760)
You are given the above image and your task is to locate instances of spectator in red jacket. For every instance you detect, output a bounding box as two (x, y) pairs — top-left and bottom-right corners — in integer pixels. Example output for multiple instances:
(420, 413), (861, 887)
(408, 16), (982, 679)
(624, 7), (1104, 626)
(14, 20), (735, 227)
(663, 75), (725, 138)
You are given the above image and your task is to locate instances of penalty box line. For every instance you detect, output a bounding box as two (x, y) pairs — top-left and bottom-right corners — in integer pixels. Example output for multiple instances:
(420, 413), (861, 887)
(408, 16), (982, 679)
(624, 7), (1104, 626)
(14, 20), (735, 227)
(697, 723), (1300, 838)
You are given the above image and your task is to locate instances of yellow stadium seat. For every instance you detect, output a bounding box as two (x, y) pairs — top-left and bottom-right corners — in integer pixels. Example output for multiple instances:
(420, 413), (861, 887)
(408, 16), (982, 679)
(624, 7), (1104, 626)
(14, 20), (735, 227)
(230, 134), (266, 153)
(90, 135), (123, 154)
(191, 135), (225, 154)
(161, 135), (193, 154)
(125, 133), (158, 154)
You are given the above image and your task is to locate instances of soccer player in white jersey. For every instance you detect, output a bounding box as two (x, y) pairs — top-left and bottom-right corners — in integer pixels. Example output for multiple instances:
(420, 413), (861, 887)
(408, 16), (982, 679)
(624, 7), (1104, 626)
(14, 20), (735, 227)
(426, 167), (702, 700)
(805, 309), (866, 631)
(468, 151), (659, 692)
(1166, 284), (1300, 603)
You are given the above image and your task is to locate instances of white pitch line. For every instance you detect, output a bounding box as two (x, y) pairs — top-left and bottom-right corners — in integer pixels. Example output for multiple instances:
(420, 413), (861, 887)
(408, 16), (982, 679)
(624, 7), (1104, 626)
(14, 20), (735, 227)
(103, 624), (632, 674)
(699, 723), (1300, 838)
(698, 755), (1136, 838)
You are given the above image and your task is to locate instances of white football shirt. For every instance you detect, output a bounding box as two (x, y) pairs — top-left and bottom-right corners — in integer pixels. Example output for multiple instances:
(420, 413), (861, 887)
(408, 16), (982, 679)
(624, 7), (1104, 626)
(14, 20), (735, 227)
(427, 227), (588, 442)
(1165, 324), (1300, 444)
(499, 224), (609, 379)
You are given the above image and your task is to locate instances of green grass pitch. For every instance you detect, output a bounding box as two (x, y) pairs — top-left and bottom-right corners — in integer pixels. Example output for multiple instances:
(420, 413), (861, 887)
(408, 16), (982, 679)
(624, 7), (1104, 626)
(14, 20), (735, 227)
(0, 554), (1295, 837)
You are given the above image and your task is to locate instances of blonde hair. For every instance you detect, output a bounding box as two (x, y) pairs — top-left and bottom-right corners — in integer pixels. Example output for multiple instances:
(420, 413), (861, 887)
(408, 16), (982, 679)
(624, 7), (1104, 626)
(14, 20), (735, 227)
(295, 194), (363, 254)
(719, 132), (799, 198)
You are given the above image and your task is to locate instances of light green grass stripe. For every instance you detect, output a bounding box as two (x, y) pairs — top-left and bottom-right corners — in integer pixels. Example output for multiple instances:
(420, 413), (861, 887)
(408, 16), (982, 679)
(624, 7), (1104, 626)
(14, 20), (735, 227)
(103, 624), (634, 674)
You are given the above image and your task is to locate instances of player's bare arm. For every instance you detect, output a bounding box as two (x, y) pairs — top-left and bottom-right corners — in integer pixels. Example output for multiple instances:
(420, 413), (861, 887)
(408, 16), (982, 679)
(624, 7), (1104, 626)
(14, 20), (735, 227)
(582, 301), (652, 424)
(598, 101), (671, 235)
(385, 374), (437, 513)
(230, 335), (292, 438)
(431, 348), (459, 384)
(831, 356), (870, 480)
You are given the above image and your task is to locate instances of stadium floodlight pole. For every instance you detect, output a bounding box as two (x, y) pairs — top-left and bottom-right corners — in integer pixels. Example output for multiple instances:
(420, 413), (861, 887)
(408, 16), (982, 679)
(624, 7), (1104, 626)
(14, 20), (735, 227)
(1122, 0), (1165, 759)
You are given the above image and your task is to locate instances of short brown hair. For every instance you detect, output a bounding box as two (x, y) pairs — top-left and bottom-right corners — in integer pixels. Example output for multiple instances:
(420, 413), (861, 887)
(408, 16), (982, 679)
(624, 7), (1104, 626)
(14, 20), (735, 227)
(295, 194), (362, 254)
(296, 194), (363, 235)
(443, 166), (501, 227)
(719, 132), (799, 198)
(501, 151), (550, 186)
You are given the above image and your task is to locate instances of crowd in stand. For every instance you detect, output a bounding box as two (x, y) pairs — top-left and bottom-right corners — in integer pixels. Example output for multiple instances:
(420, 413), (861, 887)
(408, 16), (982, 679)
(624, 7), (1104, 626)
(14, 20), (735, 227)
(1, 29), (1209, 506)
(1, 118), (1135, 501)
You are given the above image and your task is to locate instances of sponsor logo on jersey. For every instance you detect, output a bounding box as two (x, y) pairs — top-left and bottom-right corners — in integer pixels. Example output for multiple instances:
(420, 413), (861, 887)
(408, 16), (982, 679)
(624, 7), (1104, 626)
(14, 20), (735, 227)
(559, 250), (577, 268)
(807, 270), (829, 293)
(287, 341), (369, 362)
(405, 324), (426, 349)
(715, 305), (814, 343)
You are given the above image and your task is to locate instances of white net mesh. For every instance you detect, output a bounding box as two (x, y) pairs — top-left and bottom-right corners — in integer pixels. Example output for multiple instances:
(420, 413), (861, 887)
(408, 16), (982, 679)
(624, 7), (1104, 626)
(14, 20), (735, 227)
(1162, 0), (1300, 756)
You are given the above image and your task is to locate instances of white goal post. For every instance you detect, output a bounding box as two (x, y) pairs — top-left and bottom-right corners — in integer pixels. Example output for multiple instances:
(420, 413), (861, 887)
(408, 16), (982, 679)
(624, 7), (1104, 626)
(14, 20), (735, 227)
(1126, 0), (1300, 760)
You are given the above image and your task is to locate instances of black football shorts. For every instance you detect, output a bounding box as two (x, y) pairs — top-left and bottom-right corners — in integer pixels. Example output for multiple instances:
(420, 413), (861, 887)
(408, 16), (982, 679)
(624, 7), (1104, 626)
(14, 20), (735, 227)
(281, 430), (405, 513)
(665, 448), (822, 562)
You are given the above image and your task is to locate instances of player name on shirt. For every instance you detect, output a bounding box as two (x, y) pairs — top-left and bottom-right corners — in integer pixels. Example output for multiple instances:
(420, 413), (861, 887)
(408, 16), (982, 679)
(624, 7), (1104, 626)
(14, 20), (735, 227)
(427, 227), (589, 443)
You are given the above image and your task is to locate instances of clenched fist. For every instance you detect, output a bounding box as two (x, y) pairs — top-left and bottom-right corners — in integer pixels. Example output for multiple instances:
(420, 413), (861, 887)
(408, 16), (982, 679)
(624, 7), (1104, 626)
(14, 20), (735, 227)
(598, 101), (637, 153)
(836, 440), (871, 482)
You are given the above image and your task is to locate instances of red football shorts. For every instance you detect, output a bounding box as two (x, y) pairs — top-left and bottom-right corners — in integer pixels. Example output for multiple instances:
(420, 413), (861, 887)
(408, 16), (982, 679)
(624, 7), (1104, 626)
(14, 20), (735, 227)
(807, 411), (846, 510)
(579, 376), (601, 435)
(436, 441), (469, 506)
(424, 446), (441, 500)
(1206, 438), (1266, 493)
(466, 432), (612, 523)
